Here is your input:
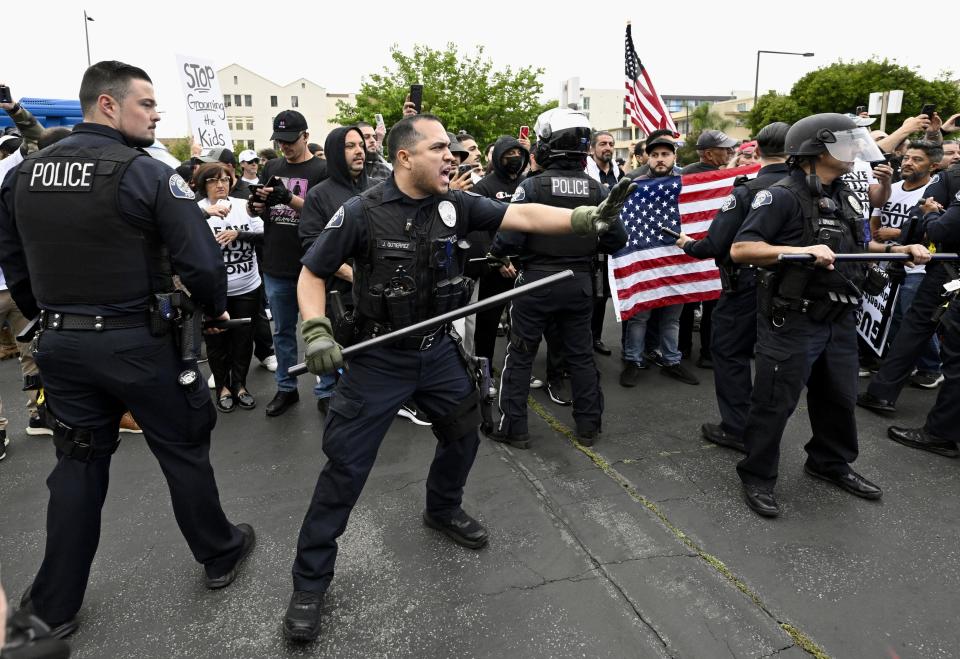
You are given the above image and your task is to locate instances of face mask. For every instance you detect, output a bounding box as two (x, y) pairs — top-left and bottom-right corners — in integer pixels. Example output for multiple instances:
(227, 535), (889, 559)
(502, 155), (524, 175)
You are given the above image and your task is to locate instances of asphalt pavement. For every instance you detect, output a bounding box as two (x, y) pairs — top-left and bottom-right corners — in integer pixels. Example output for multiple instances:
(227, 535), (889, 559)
(0, 314), (957, 659)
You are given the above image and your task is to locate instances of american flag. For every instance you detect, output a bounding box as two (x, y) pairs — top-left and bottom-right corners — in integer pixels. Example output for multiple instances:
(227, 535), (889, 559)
(609, 165), (761, 322)
(624, 23), (677, 136)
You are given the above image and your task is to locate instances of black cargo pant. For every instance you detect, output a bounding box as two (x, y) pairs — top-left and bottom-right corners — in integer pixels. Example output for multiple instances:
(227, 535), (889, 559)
(736, 309), (860, 489)
(709, 274), (758, 437)
(28, 325), (246, 625)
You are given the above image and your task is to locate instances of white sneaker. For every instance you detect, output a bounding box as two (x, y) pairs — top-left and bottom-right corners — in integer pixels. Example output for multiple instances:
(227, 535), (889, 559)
(529, 376), (544, 389)
(260, 355), (278, 372)
(397, 401), (432, 426)
(208, 373), (216, 389)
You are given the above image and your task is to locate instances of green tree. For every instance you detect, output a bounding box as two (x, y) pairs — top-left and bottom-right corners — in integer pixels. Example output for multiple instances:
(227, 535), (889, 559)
(167, 137), (192, 162)
(746, 93), (805, 135)
(747, 59), (960, 135)
(334, 43), (556, 155)
(676, 103), (734, 166)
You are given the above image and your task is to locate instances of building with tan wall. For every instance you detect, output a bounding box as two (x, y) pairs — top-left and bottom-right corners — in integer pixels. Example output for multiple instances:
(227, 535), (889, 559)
(218, 64), (354, 151)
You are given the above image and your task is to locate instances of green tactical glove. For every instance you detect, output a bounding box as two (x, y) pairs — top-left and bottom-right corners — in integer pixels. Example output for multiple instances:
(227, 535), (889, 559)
(301, 316), (344, 375)
(570, 177), (637, 235)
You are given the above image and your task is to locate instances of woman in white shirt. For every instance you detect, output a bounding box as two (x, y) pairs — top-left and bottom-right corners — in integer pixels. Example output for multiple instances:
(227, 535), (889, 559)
(194, 163), (264, 413)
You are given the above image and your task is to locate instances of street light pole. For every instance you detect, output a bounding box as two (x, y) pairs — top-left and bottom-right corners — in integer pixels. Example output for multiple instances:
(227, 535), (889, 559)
(753, 50), (815, 106)
(83, 10), (94, 67)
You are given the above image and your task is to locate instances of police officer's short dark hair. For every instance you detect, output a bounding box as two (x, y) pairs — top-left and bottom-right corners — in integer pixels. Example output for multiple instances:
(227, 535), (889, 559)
(388, 114), (444, 155)
(907, 140), (944, 165)
(79, 60), (153, 115)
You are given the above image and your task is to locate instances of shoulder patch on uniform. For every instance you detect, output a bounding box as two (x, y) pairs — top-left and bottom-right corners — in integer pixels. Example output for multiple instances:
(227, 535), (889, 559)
(751, 189), (772, 209)
(930, 173), (940, 184)
(511, 186), (526, 202)
(720, 194), (737, 212)
(438, 200), (457, 227)
(955, 190), (960, 203)
(169, 173), (195, 200)
(325, 206), (345, 230)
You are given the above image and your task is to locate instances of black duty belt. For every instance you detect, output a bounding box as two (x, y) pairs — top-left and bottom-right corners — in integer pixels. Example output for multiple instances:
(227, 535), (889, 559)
(390, 324), (448, 351)
(40, 311), (147, 331)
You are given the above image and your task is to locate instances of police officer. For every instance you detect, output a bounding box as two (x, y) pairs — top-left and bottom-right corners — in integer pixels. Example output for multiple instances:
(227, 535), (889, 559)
(282, 113), (632, 641)
(884, 180), (960, 457)
(491, 109), (627, 449)
(0, 61), (254, 638)
(676, 122), (791, 453)
(729, 113), (930, 518)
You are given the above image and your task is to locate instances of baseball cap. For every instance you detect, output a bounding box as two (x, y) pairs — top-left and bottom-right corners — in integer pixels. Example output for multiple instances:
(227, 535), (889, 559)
(198, 147), (236, 166)
(271, 110), (308, 142)
(446, 132), (469, 160)
(645, 136), (676, 154)
(238, 149), (258, 163)
(697, 130), (738, 149)
(738, 140), (758, 154)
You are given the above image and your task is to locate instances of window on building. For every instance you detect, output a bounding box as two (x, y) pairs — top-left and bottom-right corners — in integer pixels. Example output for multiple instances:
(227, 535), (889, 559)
(224, 95), (231, 107)
(247, 140), (255, 149)
(582, 97), (590, 110)
(244, 94), (252, 107)
(227, 119), (233, 130)
(234, 94), (241, 106)
(233, 75), (238, 85)
(246, 120), (254, 131)
(291, 95), (299, 108)
(301, 82), (306, 89)
(270, 95), (278, 107)
(737, 103), (747, 112)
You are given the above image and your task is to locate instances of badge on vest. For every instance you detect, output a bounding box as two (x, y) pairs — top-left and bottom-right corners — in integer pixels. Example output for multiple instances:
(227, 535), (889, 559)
(169, 173), (195, 200)
(751, 190), (773, 209)
(325, 206), (345, 230)
(847, 195), (863, 216)
(28, 159), (96, 192)
(930, 173), (940, 184)
(720, 194), (736, 212)
(438, 200), (457, 228)
(511, 186), (526, 202)
(550, 177), (590, 198)
(955, 190), (960, 203)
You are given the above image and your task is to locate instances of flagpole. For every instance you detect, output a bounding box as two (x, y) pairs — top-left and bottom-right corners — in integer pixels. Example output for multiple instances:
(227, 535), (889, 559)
(83, 10), (93, 67)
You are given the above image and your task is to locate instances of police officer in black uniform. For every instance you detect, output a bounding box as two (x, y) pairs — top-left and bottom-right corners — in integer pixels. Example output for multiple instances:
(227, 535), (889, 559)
(282, 113), (633, 641)
(491, 109), (627, 449)
(885, 183), (960, 457)
(0, 61), (254, 638)
(729, 113), (930, 518)
(676, 122), (791, 453)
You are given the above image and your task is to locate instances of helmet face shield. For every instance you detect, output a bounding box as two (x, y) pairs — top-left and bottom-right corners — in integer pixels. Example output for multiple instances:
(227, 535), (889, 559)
(550, 127), (591, 153)
(823, 127), (884, 163)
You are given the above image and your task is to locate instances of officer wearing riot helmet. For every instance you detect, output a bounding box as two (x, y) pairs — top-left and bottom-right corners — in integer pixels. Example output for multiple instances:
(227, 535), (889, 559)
(676, 122), (791, 453)
(729, 113), (930, 518)
(491, 108), (627, 449)
(283, 113), (633, 641)
(0, 61), (254, 639)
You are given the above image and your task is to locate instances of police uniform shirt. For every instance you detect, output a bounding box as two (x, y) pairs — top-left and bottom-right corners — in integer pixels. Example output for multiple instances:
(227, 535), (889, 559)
(0, 123), (227, 318)
(684, 163), (790, 260)
(925, 188), (960, 248)
(301, 175), (508, 280)
(735, 170), (820, 247)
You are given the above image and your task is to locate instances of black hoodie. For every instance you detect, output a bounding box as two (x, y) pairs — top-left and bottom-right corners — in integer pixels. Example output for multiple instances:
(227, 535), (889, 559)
(299, 126), (371, 248)
(465, 136), (530, 277)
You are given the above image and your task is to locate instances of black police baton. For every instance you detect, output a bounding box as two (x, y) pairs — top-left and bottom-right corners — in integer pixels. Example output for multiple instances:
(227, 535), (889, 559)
(288, 269), (575, 377)
(659, 225), (681, 239)
(778, 253), (960, 262)
(202, 317), (253, 329)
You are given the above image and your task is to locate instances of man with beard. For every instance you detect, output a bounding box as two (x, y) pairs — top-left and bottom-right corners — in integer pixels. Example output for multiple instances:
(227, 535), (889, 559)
(299, 126), (371, 413)
(357, 121), (392, 182)
(0, 60), (254, 640)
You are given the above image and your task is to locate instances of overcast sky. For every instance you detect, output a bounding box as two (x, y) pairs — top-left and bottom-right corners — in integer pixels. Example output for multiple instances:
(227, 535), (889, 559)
(6, 0), (954, 138)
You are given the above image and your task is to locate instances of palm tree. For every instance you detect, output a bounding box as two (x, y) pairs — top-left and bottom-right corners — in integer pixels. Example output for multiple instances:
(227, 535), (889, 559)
(676, 103), (734, 165)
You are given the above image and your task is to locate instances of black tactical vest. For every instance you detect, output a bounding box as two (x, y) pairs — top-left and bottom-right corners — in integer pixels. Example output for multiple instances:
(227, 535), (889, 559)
(352, 185), (469, 326)
(772, 175), (863, 296)
(523, 167), (602, 269)
(14, 141), (171, 305)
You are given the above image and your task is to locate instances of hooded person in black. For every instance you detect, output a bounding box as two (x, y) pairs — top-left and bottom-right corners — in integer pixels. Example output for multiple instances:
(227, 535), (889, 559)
(299, 126), (370, 248)
(470, 136), (530, 366)
(298, 125), (371, 411)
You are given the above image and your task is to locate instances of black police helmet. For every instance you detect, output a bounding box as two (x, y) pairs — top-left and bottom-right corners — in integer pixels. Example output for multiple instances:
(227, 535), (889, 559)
(755, 121), (790, 158)
(784, 113), (858, 157)
(533, 108), (591, 164)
